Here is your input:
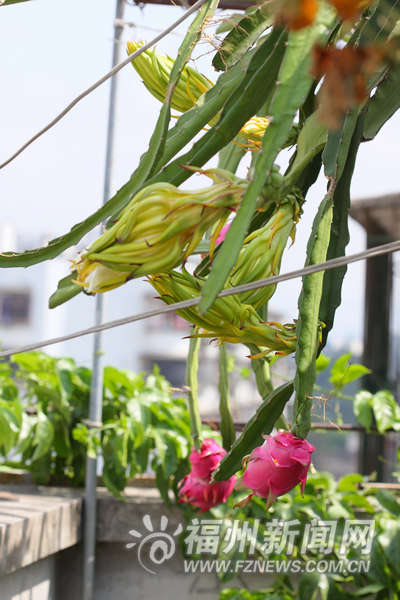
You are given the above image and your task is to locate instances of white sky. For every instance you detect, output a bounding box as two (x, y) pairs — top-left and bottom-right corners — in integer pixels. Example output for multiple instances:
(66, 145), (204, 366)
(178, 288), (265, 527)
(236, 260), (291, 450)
(1, 0), (400, 351)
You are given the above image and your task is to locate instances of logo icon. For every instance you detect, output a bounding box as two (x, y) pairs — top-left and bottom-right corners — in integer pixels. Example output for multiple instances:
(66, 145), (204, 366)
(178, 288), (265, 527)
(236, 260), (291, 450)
(126, 515), (183, 574)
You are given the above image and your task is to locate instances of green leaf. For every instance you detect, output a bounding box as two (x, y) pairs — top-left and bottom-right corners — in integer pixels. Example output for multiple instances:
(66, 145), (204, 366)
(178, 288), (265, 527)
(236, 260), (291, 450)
(299, 572), (321, 600)
(353, 584), (385, 597)
(50, 412), (71, 458)
(218, 344), (235, 452)
(113, 430), (129, 469)
(316, 354), (331, 373)
(353, 391), (373, 431)
(162, 432), (179, 478)
(135, 438), (150, 472)
(48, 271), (82, 308)
(240, 367), (251, 379)
(127, 400), (150, 432)
(327, 581), (345, 600)
(329, 353), (371, 390)
(212, 3), (272, 71)
(102, 459), (125, 500)
(104, 366), (134, 396)
(155, 463), (170, 508)
(342, 492), (374, 512)
(32, 410), (54, 461)
(149, 427), (167, 463)
(337, 472), (364, 492)
(335, 364), (371, 390)
(369, 539), (392, 589)
(378, 518), (400, 576)
(17, 412), (35, 455)
(327, 498), (352, 520)
(372, 390), (400, 433)
(212, 380), (293, 481)
(376, 489), (400, 517)
(0, 404), (20, 455)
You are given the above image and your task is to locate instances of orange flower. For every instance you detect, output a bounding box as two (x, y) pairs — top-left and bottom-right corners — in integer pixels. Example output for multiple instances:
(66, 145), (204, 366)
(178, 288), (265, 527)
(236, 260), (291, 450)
(312, 45), (382, 129)
(328, 0), (372, 20)
(274, 0), (318, 31)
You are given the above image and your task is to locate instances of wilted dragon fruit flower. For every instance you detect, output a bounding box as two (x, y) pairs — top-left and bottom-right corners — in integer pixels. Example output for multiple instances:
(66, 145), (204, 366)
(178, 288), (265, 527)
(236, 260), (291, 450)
(127, 41), (273, 149)
(204, 187), (304, 310)
(127, 40), (213, 114)
(230, 188), (304, 309)
(73, 169), (246, 294)
(148, 267), (298, 356)
(235, 430), (315, 510)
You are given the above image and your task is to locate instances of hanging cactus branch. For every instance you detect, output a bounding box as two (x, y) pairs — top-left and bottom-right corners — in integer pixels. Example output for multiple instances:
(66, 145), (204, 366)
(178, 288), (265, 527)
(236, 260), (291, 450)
(291, 187), (335, 439)
(186, 333), (203, 452)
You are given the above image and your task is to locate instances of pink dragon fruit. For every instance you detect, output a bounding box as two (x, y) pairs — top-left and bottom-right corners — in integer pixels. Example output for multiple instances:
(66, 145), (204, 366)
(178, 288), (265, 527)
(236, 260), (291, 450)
(235, 430), (315, 510)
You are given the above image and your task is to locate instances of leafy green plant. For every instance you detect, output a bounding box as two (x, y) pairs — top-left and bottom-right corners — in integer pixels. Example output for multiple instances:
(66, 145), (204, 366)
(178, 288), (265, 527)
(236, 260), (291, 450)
(353, 389), (400, 434)
(0, 351), (213, 501)
(205, 471), (400, 599)
(315, 353), (371, 393)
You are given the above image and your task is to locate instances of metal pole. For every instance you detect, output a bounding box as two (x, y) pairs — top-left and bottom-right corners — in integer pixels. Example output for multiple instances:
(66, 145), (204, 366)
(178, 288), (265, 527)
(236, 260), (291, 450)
(359, 224), (393, 481)
(82, 2), (125, 598)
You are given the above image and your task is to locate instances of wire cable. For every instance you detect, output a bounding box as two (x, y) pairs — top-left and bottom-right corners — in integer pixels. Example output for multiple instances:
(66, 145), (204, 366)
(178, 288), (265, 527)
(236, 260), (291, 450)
(0, 0), (207, 170)
(0, 238), (399, 359)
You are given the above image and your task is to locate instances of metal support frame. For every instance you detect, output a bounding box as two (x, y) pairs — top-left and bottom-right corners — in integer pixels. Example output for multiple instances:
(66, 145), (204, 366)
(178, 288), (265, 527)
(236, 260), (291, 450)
(359, 223), (393, 480)
(82, 1), (125, 598)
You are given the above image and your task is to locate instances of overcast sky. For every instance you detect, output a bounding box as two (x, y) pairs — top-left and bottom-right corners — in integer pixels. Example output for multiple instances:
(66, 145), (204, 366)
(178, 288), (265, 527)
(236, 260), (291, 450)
(1, 0), (400, 352)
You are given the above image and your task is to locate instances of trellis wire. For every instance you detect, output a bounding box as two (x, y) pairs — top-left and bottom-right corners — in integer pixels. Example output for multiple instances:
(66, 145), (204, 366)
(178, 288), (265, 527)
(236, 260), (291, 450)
(0, 238), (399, 359)
(0, 0), (207, 170)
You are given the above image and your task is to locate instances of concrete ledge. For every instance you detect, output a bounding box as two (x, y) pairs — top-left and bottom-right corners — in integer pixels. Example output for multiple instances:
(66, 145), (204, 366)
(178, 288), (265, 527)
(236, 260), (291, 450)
(0, 485), (82, 577)
(96, 486), (184, 543)
(0, 484), (275, 600)
(0, 484), (174, 566)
